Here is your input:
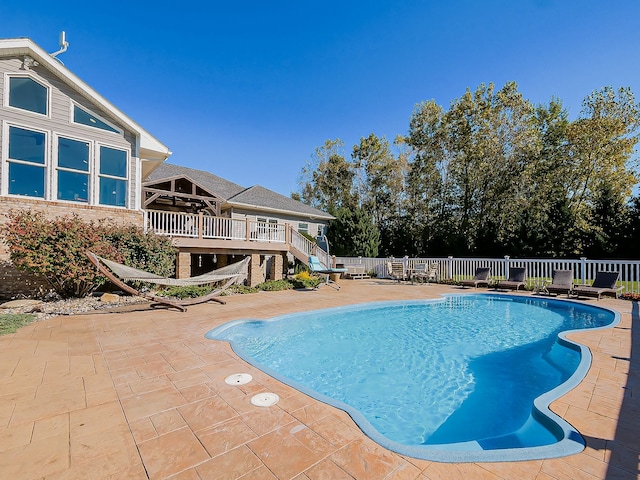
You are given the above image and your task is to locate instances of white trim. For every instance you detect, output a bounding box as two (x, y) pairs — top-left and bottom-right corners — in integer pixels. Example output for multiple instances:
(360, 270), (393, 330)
(226, 200), (334, 220)
(96, 143), (130, 208)
(2, 121), (51, 199)
(0, 38), (171, 159)
(53, 133), (91, 204)
(3, 72), (52, 119)
(69, 100), (123, 135)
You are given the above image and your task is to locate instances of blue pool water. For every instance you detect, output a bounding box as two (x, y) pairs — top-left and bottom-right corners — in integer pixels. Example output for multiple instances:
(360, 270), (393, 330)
(206, 294), (618, 462)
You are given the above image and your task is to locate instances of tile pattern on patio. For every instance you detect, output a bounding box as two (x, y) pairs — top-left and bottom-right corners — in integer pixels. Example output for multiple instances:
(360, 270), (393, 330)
(0, 280), (638, 479)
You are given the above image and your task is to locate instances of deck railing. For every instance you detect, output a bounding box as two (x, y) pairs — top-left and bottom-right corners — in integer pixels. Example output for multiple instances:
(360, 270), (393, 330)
(144, 211), (286, 243)
(336, 255), (640, 294)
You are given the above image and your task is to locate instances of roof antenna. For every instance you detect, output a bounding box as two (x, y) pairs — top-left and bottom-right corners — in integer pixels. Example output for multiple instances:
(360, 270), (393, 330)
(50, 31), (69, 61)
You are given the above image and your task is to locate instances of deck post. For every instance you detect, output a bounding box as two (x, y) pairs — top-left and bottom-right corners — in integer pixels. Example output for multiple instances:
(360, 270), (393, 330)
(580, 257), (587, 284)
(198, 212), (203, 240)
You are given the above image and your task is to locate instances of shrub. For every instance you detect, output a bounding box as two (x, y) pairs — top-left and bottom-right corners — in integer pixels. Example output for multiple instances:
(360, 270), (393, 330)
(158, 284), (212, 299)
(256, 279), (294, 291)
(1, 209), (176, 298)
(105, 225), (175, 278)
(290, 270), (321, 289)
(227, 284), (259, 295)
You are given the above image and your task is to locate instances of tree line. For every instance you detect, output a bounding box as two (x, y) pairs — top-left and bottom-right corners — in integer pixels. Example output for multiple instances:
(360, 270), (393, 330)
(294, 82), (640, 259)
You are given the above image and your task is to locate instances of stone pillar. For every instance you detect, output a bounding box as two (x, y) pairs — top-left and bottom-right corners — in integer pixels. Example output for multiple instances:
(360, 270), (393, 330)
(269, 254), (284, 281)
(248, 254), (264, 287)
(176, 251), (191, 279)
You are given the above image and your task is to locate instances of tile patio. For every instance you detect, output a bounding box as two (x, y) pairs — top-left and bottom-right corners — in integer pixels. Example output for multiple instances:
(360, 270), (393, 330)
(0, 280), (638, 479)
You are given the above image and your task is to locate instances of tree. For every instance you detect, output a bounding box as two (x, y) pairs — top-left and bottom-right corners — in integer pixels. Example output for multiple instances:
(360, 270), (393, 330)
(297, 139), (357, 214)
(566, 86), (640, 255)
(327, 207), (380, 257)
(351, 133), (406, 255)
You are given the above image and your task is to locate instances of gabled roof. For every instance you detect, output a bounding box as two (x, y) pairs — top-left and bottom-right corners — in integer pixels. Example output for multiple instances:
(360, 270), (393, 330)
(228, 185), (334, 220)
(146, 163), (334, 220)
(0, 37), (171, 168)
(146, 163), (245, 200)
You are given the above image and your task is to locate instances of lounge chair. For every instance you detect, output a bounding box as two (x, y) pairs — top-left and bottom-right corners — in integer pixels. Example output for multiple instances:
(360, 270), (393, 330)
(540, 270), (574, 297)
(86, 251), (250, 312)
(387, 261), (407, 282)
(572, 271), (623, 300)
(308, 256), (348, 290)
(459, 267), (491, 288)
(495, 267), (527, 291)
(411, 262), (439, 284)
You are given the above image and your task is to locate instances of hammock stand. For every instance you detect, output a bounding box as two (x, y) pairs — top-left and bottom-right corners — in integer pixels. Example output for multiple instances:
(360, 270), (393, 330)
(86, 251), (250, 312)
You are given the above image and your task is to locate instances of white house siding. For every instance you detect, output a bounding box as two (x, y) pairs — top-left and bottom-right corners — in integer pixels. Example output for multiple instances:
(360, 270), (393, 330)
(0, 56), (140, 209)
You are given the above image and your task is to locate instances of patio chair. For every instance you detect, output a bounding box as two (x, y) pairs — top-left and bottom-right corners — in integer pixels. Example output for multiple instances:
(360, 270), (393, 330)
(540, 270), (574, 297)
(308, 256), (348, 290)
(387, 261), (408, 282)
(411, 262), (439, 284)
(86, 251), (250, 312)
(572, 271), (623, 300)
(459, 267), (491, 288)
(495, 267), (527, 291)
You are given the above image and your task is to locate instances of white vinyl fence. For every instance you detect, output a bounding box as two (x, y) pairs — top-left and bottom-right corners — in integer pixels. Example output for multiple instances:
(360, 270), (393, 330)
(335, 255), (640, 294)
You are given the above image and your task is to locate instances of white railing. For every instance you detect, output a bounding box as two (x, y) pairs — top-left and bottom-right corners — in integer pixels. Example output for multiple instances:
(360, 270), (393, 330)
(144, 211), (285, 243)
(290, 229), (330, 266)
(335, 255), (640, 294)
(249, 221), (286, 243)
(144, 211), (200, 237)
(202, 216), (246, 240)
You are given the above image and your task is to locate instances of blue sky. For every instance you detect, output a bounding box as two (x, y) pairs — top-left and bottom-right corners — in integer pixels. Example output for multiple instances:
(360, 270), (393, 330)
(2, 1), (639, 196)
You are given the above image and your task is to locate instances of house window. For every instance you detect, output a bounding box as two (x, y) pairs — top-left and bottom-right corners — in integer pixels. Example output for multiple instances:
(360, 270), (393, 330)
(57, 137), (89, 202)
(7, 126), (46, 198)
(8, 77), (48, 115)
(73, 105), (119, 133)
(98, 146), (128, 207)
(298, 223), (309, 235)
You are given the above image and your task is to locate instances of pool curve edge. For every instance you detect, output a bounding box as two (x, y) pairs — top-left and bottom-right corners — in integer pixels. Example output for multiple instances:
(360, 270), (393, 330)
(205, 293), (621, 463)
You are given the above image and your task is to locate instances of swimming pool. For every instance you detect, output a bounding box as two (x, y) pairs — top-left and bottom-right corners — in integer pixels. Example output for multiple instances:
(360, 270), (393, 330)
(206, 294), (619, 462)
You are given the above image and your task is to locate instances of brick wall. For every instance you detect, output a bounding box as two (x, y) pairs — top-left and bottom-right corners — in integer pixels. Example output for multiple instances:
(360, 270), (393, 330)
(0, 197), (143, 300)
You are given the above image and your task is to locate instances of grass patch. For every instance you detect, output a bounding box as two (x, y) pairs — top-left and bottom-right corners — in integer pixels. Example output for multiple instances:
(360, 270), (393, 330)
(0, 313), (36, 336)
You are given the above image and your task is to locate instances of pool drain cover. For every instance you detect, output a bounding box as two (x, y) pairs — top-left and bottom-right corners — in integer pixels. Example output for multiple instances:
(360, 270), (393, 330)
(225, 373), (253, 385)
(251, 392), (279, 407)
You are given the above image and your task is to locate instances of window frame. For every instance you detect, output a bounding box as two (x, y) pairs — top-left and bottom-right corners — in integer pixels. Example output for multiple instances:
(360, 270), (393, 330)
(4, 73), (51, 118)
(53, 133), (91, 204)
(70, 102), (122, 135)
(3, 122), (50, 199)
(97, 143), (130, 208)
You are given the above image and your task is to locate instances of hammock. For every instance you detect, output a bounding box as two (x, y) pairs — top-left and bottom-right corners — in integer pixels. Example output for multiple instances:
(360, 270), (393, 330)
(86, 251), (250, 312)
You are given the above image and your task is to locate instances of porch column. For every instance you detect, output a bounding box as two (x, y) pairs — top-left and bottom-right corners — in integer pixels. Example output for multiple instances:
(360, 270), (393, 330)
(248, 253), (264, 287)
(269, 254), (284, 281)
(176, 251), (191, 279)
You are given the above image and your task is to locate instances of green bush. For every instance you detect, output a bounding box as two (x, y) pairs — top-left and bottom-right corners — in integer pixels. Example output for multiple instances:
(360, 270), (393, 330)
(158, 284), (213, 299)
(105, 225), (175, 278)
(227, 284), (259, 295)
(256, 279), (294, 291)
(290, 271), (322, 289)
(1, 209), (176, 298)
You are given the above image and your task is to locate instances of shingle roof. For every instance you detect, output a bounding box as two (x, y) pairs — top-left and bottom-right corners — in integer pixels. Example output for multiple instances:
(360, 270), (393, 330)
(228, 185), (333, 220)
(146, 163), (245, 200)
(145, 163), (333, 220)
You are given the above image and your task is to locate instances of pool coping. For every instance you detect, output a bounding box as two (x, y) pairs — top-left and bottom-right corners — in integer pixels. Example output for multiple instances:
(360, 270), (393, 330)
(206, 293), (622, 463)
